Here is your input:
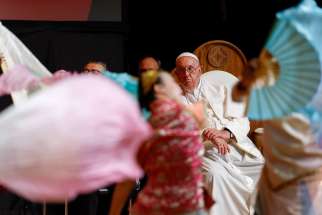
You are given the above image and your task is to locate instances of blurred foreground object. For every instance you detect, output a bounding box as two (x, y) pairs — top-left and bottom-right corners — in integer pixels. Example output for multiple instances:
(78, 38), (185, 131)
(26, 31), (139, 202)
(0, 74), (151, 202)
(233, 0), (322, 120)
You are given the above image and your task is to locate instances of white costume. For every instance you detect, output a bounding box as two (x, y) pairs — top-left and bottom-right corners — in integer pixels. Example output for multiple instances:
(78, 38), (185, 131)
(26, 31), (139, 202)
(182, 72), (264, 215)
(258, 110), (322, 215)
(0, 22), (51, 104)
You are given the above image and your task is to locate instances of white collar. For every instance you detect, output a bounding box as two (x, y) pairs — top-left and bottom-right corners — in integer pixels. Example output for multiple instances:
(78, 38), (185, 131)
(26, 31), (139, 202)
(182, 79), (203, 104)
(187, 79), (202, 97)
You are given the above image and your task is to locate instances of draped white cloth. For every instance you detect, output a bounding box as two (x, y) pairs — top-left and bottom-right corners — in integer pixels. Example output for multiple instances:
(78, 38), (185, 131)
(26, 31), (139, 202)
(0, 21), (51, 104)
(181, 72), (264, 215)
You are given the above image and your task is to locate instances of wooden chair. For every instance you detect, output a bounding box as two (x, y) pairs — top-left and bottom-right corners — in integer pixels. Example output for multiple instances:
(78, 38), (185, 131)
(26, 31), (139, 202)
(194, 40), (263, 149)
(194, 40), (247, 79)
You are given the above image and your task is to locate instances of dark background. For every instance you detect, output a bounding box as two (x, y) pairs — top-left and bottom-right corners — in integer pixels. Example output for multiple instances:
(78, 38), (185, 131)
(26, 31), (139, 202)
(127, 0), (322, 72)
(3, 0), (321, 75)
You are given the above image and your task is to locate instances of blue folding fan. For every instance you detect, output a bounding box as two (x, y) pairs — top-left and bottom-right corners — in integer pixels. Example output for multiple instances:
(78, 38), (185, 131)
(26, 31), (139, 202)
(102, 70), (138, 98)
(247, 0), (322, 120)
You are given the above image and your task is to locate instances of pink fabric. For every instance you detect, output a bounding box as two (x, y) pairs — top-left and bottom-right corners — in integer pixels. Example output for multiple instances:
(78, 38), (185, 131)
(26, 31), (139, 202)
(132, 99), (205, 215)
(0, 65), (83, 97)
(41, 70), (78, 85)
(0, 75), (151, 202)
(0, 65), (39, 95)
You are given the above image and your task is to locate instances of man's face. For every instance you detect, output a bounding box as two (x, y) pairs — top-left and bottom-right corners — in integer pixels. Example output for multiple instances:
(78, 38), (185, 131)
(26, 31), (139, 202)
(84, 63), (105, 74)
(175, 56), (202, 93)
(139, 57), (159, 73)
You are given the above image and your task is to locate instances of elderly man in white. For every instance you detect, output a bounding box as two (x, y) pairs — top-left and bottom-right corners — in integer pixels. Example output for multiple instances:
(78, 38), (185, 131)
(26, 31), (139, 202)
(174, 52), (264, 215)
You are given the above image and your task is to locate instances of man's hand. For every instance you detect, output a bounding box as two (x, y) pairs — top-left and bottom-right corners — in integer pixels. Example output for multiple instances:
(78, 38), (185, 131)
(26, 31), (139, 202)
(203, 128), (230, 141)
(203, 128), (231, 155)
(213, 137), (230, 155)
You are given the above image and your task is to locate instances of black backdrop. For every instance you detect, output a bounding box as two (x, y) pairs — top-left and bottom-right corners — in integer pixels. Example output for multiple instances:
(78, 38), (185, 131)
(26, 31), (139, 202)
(127, 0), (322, 72)
(2, 21), (128, 72)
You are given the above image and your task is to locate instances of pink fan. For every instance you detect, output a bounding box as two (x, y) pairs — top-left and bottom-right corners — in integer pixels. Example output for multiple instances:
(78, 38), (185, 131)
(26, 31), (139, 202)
(0, 65), (39, 94)
(0, 74), (151, 202)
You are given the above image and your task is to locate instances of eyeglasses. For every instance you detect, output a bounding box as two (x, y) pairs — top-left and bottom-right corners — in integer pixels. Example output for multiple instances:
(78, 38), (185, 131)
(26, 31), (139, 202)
(139, 68), (154, 73)
(175, 65), (199, 75)
(84, 69), (101, 74)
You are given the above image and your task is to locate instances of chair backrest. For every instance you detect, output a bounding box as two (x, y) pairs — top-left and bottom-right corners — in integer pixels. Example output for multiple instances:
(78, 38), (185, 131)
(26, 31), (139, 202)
(201, 71), (263, 148)
(201, 70), (246, 118)
(201, 69), (239, 88)
(194, 40), (247, 79)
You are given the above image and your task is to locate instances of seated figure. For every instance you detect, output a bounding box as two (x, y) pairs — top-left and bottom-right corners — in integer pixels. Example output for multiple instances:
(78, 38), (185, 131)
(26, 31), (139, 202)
(174, 52), (264, 215)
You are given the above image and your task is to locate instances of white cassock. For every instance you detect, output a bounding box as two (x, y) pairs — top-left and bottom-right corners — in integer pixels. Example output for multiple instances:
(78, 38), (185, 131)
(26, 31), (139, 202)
(181, 75), (264, 215)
